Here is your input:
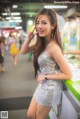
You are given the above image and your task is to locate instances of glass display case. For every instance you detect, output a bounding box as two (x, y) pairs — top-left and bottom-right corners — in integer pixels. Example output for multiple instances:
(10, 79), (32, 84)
(61, 17), (80, 51)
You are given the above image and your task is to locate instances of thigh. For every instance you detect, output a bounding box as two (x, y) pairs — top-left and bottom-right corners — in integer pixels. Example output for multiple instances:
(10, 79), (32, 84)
(27, 97), (38, 118)
(36, 104), (51, 119)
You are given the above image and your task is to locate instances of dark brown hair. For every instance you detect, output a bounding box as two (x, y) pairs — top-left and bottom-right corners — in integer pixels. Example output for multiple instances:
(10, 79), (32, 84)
(33, 8), (63, 77)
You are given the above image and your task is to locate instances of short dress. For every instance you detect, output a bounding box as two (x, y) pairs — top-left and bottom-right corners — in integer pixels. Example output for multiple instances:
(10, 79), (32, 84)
(33, 51), (63, 106)
(10, 43), (19, 55)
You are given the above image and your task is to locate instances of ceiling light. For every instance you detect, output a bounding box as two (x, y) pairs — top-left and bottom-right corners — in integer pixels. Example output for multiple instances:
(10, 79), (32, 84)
(9, 19), (22, 23)
(44, 5), (68, 9)
(2, 13), (7, 15)
(9, 20), (14, 22)
(11, 12), (20, 15)
(27, 20), (33, 26)
(2, 12), (20, 16)
(13, 17), (21, 20)
(14, 19), (22, 23)
(15, 26), (22, 29)
(6, 17), (21, 20)
(6, 17), (11, 20)
(13, 5), (18, 8)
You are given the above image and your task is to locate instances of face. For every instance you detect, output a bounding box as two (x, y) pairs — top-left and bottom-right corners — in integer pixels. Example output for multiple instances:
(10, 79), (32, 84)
(35, 15), (54, 38)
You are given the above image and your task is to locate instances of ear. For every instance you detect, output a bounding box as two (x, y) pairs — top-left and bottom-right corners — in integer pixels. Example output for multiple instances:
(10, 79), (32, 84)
(51, 25), (55, 30)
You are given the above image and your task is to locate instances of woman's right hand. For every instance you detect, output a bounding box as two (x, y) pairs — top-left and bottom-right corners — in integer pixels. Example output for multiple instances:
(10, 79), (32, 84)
(37, 74), (46, 82)
(20, 27), (37, 54)
(27, 27), (37, 41)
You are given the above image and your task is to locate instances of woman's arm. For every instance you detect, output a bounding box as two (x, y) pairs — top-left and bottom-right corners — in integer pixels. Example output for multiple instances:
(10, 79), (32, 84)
(37, 44), (72, 82)
(20, 27), (37, 54)
(46, 45), (72, 80)
(20, 37), (34, 54)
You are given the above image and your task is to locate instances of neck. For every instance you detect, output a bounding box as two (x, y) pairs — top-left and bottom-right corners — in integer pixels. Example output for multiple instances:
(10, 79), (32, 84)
(45, 36), (52, 46)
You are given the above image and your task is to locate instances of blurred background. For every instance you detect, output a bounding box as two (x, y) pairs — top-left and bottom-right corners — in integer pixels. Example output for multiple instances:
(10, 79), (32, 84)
(0, 0), (80, 119)
(0, 0), (80, 50)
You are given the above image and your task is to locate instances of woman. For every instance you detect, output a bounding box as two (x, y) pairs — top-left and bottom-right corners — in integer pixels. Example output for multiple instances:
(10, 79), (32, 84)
(9, 33), (19, 65)
(21, 8), (72, 119)
(0, 45), (5, 72)
(0, 33), (5, 72)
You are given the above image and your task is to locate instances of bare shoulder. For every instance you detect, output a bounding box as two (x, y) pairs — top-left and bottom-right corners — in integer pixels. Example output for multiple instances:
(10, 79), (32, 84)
(49, 41), (61, 54)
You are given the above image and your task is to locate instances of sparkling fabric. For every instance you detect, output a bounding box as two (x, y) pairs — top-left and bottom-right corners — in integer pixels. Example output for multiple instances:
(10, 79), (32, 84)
(33, 51), (63, 106)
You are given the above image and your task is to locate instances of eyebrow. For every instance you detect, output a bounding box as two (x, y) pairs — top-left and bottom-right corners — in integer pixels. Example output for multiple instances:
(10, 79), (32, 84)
(36, 20), (47, 22)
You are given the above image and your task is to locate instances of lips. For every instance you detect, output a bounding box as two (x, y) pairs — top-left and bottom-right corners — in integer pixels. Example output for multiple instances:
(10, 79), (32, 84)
(38, 32), (44, 36)
(38, 30), (44, 34)
(36, 30), (45, 36)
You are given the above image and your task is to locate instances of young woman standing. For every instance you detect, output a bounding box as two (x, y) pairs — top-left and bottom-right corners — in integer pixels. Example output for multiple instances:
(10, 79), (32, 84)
(21, 8), (72, 119)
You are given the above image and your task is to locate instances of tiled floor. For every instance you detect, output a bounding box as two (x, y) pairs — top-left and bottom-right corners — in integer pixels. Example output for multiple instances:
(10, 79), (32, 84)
(0, 52), (37, 118)
(8, 109), (27, 119)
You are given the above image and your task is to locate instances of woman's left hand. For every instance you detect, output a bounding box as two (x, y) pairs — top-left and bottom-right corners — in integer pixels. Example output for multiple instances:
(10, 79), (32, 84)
(37, 74), (46, 82)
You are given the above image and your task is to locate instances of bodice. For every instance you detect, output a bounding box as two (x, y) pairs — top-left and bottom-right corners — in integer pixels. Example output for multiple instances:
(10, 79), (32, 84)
(38, 51), (60, 75)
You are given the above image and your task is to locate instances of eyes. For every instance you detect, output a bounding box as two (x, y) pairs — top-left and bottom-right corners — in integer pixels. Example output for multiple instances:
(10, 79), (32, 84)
(35, 21), (47, 25)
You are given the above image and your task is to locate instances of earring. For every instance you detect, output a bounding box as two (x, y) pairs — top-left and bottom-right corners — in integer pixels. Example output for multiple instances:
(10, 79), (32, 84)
(51, 31), (53, 38)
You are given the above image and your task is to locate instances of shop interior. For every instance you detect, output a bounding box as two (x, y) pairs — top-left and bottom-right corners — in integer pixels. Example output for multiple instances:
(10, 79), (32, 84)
(0, 0), (80, 119)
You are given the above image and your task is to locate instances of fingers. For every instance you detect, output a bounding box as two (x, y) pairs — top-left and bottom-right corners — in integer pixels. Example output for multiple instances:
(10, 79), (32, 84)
(32, 26), (36, 33)
(32, 26), (38, 36)
(34, 31), (38, 35)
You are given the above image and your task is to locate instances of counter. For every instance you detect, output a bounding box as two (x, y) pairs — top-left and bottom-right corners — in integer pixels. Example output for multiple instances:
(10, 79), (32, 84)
(60, 61), (80, 119)
(49, 59), (80, 119)
(65, 80), (80, 102)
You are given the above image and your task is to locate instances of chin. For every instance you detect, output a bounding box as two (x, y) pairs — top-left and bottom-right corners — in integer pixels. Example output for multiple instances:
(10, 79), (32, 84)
(39, 34), (45, 37)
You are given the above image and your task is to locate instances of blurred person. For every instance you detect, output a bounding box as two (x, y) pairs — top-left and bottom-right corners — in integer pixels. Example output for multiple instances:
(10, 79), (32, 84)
(0, 32), (6, 72)
(0, 32), (6, 56)
(19, 34), (24, 50)
(9, 33), (19, 66)
(21, 8), (72, 119)
(0, 48), (4, 72)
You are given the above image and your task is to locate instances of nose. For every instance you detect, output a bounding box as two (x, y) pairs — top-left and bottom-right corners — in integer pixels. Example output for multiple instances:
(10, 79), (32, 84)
(37, 23), (42, 29)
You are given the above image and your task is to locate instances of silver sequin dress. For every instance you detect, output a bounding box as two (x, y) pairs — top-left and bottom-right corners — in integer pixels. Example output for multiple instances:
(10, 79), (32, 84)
(33, 51), (63, 106)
